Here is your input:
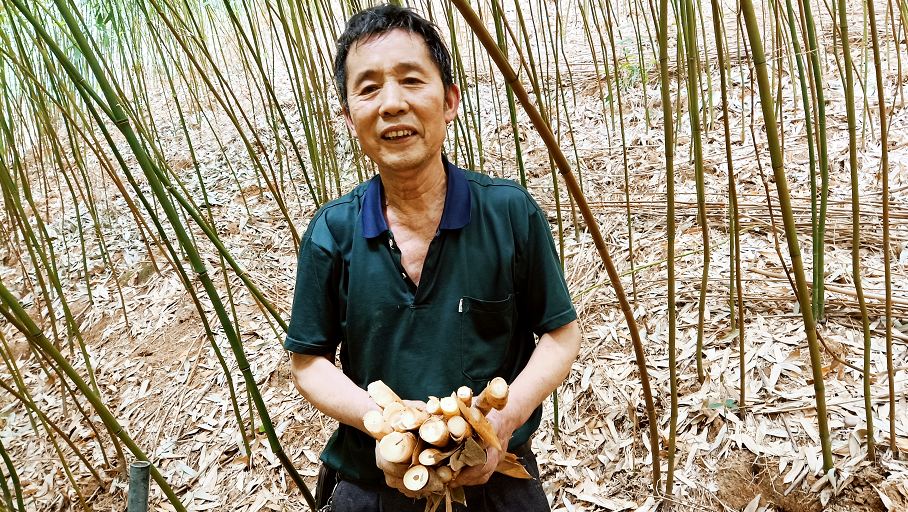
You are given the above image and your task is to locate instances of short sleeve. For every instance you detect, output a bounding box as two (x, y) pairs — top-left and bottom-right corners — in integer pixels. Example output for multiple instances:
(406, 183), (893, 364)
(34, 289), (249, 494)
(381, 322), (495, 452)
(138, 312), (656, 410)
(284, 212), (343, 356)
(516, 195), (577, 336)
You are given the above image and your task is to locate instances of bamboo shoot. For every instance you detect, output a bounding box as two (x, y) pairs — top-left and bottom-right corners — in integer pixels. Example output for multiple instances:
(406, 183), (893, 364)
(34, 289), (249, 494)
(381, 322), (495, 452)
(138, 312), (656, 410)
(379, 431), (416, 464)
(382, 401), (405, 422)
(447, 415), (473, 443)
(457, 386), (473, 407)
(400, 407), (429, 430)
(419, 416), (450, 447)
(403, 465), (444, 494)
(426, 396), (441, 415)
(439, 395), (460, 419)
(363, 410), (392, 440)
(436, 465), (453, 483)
(474, 377), (508, 415)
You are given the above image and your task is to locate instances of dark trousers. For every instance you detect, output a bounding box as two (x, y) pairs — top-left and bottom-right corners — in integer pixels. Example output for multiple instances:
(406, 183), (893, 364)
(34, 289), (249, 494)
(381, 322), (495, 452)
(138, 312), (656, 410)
(330, 449), (550, 512)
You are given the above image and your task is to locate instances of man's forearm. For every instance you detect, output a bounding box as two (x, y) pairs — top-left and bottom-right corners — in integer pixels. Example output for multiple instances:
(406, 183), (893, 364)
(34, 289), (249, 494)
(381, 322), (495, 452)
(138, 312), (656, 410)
(290, 353), (380, 434)
(500, 320), (582, 435)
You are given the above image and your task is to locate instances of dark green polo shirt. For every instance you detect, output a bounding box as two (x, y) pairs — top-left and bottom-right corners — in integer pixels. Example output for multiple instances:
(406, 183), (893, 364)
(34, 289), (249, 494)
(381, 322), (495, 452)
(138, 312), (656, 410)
(284, 156), (576, 484)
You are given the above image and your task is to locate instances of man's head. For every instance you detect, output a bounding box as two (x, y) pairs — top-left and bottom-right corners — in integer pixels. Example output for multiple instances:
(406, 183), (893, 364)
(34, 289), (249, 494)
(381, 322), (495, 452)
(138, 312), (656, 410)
(334, 4), (454, 109)
(335, 5), (461, 175)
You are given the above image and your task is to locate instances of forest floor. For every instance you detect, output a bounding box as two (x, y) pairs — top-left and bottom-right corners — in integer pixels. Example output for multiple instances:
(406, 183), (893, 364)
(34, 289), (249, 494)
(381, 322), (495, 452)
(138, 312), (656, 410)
(3, 0), (908, 511)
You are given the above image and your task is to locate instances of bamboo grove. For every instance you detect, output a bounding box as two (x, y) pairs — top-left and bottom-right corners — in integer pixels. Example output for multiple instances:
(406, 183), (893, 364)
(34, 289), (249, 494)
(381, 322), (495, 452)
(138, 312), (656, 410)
(0, 0), (904, 508)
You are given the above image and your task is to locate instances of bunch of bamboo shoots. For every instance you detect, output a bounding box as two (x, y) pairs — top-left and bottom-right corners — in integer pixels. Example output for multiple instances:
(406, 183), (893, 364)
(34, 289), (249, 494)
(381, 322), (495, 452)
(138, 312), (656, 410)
(363, 377), (530, 510)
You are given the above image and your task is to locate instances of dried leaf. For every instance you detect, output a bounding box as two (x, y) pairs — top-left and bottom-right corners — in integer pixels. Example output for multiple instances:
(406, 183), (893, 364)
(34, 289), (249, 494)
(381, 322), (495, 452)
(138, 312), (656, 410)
(494, 452), (533, 479)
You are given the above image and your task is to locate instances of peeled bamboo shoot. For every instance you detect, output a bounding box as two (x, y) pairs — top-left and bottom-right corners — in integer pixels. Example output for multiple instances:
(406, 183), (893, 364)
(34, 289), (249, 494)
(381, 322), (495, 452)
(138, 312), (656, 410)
(436, 465), (453, 483)
(363, 410), (392, 440)
(382, 401), (405, 422)
(447, 415), (473, 442)
(426, 396), (442, 415)
(419, 416), (450, 447)
(474, 377), (509, 415)
(368, 380), (401, 408)
(418, 448), (443, 466)
(400, 407), (429, 430)
(439, 395), (460, 419)
(388, 410), (407, 432)
(457, 386), (474, 407)
(379, 431), (416, 464)
(403, 465), (444, 494)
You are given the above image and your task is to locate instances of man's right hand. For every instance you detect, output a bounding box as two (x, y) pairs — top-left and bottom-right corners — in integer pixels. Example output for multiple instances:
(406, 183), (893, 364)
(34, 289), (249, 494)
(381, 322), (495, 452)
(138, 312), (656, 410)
(375, 441), (428, 499)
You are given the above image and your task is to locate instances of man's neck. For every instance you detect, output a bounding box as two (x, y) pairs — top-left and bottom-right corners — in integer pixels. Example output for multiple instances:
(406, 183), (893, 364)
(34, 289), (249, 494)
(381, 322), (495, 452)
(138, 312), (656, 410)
(380, 155), (447, 219)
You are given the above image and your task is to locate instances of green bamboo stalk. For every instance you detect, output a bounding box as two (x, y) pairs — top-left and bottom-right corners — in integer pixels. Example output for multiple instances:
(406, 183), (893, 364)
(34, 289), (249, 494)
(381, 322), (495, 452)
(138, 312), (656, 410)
(711, 0), (744, 414)
(794, 0), (830, 322)
(11, 0), (316, 503)
(0, 438), (23, 512)
(490, 0), (527, 187)
(866, 0), (898, 459)
(452, 0), (662, 491)
(835, 0), (876, 460)
(603, 0), (639, 304)
(739, 0), (833, 471)
(660, 0), (679, 491)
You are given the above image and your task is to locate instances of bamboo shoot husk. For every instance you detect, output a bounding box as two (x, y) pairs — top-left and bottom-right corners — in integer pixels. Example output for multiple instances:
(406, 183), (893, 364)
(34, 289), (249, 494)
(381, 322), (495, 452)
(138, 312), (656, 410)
(419, 416), (450, 447)
(403, 465), (444, 494)
(447, 415), (473, 443)
(379, 431), (416, 464)
(457, 386), (473, 407)
(439, 395), (460, 419)
(455, 398), (501, 451)
(363, 410), (392, 440)
(368, 380), (401, 408)
(474, 377), (508, 415)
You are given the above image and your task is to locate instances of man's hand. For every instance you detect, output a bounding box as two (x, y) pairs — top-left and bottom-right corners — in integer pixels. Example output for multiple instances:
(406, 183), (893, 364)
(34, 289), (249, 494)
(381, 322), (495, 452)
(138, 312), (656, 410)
(451, 408), (516, 487)
(375, 441), (430, 499)
(451, 320), (581, 487)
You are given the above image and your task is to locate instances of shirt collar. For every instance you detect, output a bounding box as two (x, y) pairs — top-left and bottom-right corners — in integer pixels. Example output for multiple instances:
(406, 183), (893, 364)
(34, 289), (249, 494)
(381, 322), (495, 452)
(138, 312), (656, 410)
(361, 155), (472, 239)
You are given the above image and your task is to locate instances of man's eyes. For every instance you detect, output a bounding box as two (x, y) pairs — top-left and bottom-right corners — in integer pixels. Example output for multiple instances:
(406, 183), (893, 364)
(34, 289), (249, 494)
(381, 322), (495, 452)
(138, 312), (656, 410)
(358, 77), (423, 95)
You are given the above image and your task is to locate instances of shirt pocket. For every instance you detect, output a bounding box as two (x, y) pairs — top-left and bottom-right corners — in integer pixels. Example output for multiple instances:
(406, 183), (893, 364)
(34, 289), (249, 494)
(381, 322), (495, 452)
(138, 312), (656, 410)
(460, 294), (517, 382)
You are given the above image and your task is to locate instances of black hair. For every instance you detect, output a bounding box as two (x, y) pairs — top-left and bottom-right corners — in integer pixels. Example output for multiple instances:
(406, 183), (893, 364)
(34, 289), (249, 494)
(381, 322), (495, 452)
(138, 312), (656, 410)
(334, 4), (454, 108)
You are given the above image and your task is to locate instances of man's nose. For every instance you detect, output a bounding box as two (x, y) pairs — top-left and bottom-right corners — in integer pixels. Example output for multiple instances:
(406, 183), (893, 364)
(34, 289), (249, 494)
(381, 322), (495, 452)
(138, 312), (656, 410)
(379, 82), (408, 117)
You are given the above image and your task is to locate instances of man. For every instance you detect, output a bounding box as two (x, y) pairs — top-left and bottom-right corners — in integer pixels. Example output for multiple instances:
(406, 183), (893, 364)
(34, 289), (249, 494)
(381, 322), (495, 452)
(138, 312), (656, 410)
(285, 4), (580, 510)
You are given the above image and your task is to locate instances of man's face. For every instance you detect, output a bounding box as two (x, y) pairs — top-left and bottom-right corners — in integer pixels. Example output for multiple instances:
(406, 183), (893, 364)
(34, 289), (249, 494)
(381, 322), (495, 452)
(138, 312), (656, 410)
(344, 29), (460, 175)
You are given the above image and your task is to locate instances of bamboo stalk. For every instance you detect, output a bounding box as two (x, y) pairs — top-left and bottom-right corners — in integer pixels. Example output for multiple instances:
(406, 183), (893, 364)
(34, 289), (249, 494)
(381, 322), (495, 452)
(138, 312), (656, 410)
(866, 0), (897, 460)
(451, 0), (662, 490)
(739, 0), (833, 471)
(834, 0), (876, 460)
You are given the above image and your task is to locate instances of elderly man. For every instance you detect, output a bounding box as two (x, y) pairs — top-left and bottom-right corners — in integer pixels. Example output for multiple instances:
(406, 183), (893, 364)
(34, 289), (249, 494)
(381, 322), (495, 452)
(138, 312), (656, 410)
(285, 4), (581, 511)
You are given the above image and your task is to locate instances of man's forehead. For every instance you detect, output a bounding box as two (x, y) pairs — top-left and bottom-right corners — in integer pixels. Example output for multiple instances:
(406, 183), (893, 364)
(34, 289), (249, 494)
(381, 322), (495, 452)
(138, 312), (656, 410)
(349, 28), (430, 59)
(346, 30), (436, 83)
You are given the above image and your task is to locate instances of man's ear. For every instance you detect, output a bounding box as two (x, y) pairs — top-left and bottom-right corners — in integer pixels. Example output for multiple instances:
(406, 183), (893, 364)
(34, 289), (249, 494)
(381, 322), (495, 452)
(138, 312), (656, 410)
(444, 84), (461, 124)
(344, 106), (358, 138)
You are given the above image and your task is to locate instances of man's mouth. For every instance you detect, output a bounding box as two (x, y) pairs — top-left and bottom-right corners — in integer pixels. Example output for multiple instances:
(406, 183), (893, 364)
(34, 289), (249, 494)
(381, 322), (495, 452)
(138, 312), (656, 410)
(383, 130), (415, 140)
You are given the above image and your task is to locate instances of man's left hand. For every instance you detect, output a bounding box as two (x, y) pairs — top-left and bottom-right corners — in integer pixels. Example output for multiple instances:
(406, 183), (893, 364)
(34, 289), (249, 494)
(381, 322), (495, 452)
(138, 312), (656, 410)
(450, 408), (515, 487)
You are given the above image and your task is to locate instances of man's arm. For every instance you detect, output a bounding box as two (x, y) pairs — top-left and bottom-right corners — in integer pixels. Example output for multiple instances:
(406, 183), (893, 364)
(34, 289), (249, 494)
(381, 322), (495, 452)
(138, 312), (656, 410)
(290, 353), (381, 433)
(291, 352), (428, 497)
(454, 319), (582, 487)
